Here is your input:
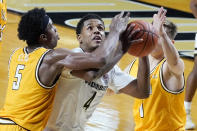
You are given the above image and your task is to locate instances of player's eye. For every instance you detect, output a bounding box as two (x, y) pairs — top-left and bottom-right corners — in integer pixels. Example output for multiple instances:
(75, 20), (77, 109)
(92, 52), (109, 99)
(87, 26), (92, 30)
(98, 26), (104, 31)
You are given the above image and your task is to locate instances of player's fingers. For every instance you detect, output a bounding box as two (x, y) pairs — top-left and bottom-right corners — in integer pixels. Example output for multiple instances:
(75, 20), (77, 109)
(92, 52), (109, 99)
(116, 11), (124, 19)
(153, 14), (158, 22)
(158, 7), (163, 17)
(161, 9), (167, 20)
(161, 16), (166, 23)
(125, 23), (135, 37)
(114, 12), (121, 19)
(129, 39), (143, 45)
(128, 28), (140, 39)
(124, 13), (130, 22)
(119, 11), (124, 18)
(125, 12), (130, 18)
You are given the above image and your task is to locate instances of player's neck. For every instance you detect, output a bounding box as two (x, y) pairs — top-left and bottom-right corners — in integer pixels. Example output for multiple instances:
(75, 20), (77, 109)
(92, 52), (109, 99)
(150, 52), (164, 60)
(80, 46), (96, 53)
(149, 54), (164, 62)
(26, 46), (43, 54)
(149, 55), (164, 71)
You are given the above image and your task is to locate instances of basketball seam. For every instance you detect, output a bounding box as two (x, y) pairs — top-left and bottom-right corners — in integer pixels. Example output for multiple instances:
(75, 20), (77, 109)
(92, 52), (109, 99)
(131, 21), (158, 56)
(140, 30), (158, 37)
(134, 21), (158, 37)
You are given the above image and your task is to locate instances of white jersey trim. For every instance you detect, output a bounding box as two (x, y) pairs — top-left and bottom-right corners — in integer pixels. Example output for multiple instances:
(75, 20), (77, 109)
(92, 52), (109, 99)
(0, 118), (15, 124)
(35, 49), (56, 89)
(159, 60), (185, 94)
(8, 48), (20, 79)
(125, 58), (136, 74)
(126, 58), (159, 76)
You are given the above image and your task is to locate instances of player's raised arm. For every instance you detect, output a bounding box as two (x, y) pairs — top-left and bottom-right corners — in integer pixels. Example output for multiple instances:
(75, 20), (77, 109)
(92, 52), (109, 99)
(46, 48), (106, 70)
(153, 7), (184, 77)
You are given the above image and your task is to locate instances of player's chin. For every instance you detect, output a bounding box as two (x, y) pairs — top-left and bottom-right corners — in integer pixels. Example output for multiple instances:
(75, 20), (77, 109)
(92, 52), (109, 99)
(51, 41), (58, 49)
(93, 41), (102, 47)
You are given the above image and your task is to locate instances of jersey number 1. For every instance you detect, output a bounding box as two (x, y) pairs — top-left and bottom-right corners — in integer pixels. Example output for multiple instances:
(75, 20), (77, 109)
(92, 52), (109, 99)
(139, 103), (144, 118)
(12, 65), (25, 90)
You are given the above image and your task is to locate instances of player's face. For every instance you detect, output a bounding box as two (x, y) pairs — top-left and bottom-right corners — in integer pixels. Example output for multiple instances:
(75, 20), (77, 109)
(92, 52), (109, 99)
(151, 36), (164, 56)
(78, 19), (105, 52)
(45, 19), (60, 49)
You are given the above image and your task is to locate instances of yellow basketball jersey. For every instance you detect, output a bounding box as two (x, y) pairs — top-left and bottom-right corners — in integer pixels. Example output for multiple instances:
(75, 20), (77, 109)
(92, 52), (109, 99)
(0, 0), (7, 44)
(128, 58), (186, 131)
(0, 47), (57, 131)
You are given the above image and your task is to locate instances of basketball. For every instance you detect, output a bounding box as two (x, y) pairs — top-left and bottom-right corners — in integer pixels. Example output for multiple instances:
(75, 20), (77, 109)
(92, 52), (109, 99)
(125, 20), (158, 57)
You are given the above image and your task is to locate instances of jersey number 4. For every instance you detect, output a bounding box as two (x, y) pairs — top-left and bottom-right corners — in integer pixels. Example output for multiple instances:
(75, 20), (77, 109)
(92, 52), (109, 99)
(12, 65), (25, 90)
(83, 92), (97, 111)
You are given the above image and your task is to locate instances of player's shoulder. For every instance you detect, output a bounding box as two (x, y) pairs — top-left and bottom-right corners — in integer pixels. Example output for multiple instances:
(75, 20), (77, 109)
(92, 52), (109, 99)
(10, 47), (24, 56)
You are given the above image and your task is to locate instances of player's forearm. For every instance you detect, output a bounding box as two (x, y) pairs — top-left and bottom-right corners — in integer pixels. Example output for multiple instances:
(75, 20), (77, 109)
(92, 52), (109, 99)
(58, 55), (106, 70)
(119, 57), (150, 98)
(190, 0), (197, 18)
(93, 40), (126, 79)
(94, 53), (122, 79)
(51, 48), (106, 70)
(93, 31), (120, 58)
(72, 43), (123, 80)
(160, 32), (180, 67)
(136, 56), (150, 98)
(61, 31), (121, 71)
(70, 52), (122, 81)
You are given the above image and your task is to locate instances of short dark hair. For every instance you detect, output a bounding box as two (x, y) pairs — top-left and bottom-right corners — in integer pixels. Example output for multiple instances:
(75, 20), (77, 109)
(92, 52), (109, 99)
(164, 20), (177, 40)
(76, 14), (104, 35)
(18, 8), (47, 46)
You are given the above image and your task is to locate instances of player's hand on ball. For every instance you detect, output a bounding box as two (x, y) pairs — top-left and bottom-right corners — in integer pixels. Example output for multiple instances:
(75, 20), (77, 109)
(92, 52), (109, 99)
(120, 20), (158, 57)
(109, 11), (130, 34)
(120, 23), (143, 53)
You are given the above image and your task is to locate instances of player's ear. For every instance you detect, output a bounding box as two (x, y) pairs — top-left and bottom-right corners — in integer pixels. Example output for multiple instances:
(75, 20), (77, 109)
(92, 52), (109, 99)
(40, 34), (47, 41)
(77, 34), (82, 44)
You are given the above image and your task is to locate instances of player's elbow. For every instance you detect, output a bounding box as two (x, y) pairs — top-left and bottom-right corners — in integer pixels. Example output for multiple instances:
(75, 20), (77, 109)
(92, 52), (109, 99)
(136, 83), (150, 99)
(138, 91), (150, 99)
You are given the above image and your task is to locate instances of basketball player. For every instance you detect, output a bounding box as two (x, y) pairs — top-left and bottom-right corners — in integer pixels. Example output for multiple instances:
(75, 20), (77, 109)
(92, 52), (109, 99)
(127, 7), (185, 130)
(0, 0), (7, 53)
(44, 14), (150, 131)
(0, 8), (133, 131)
(184, 0), (197, 129)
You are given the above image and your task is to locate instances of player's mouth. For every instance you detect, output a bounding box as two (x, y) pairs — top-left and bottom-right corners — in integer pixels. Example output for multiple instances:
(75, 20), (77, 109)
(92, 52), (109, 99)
(93, 36), (102, 43)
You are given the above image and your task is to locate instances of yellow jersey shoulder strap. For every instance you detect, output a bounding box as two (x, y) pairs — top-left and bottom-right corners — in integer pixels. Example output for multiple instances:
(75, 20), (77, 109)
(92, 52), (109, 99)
(159, 59), (185, 94)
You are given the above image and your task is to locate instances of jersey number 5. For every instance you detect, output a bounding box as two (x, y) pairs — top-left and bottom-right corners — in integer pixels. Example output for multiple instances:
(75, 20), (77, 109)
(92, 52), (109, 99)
(12, 65), (25, 90)
(83, 92), (97, 111)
